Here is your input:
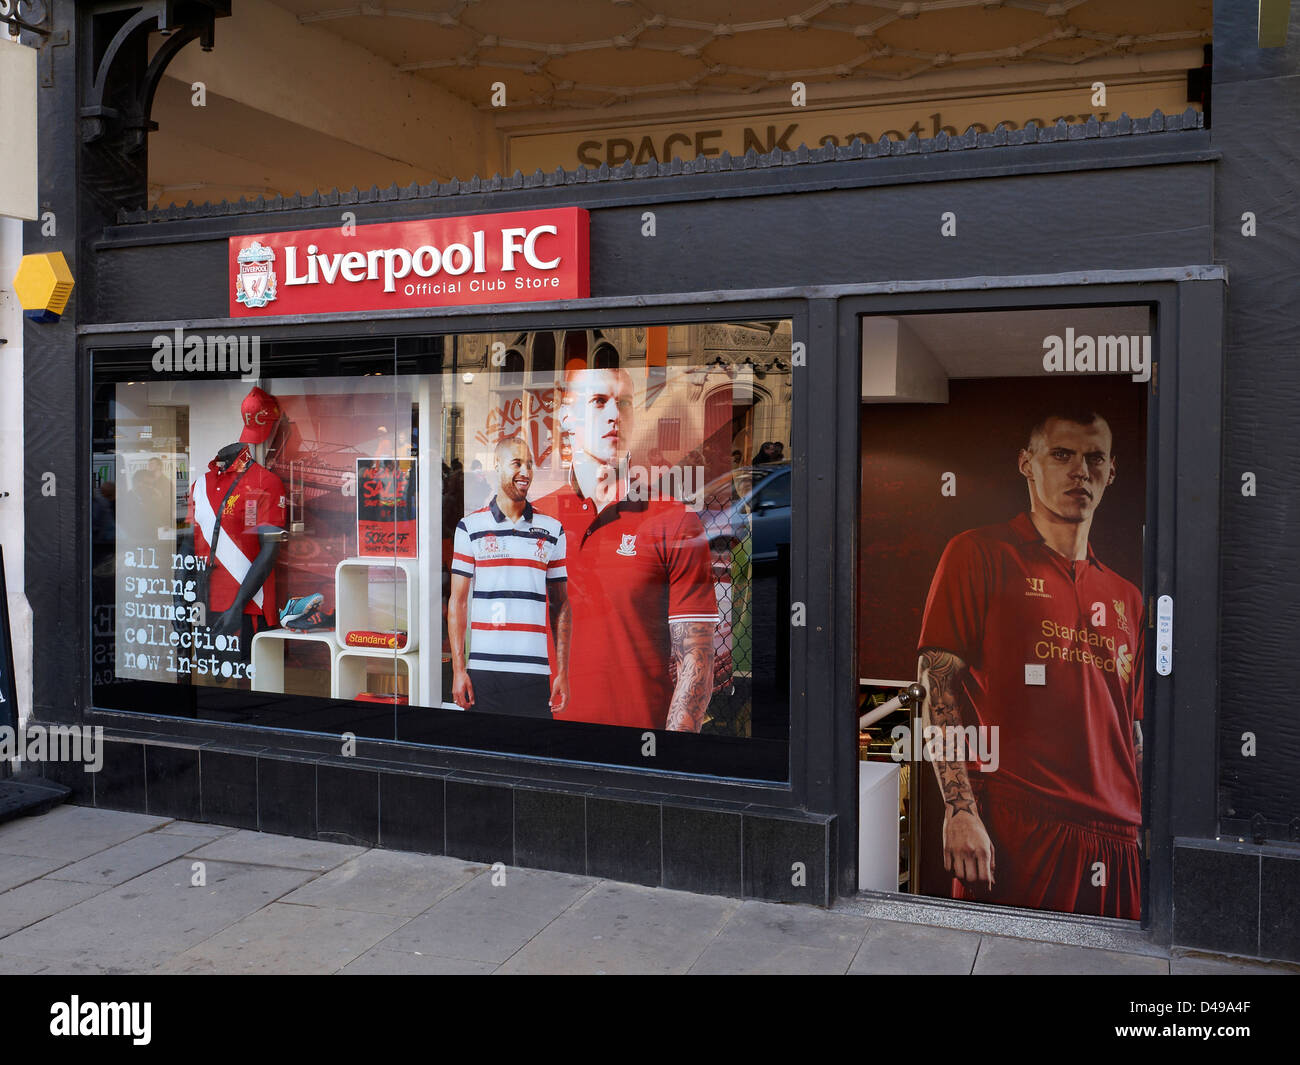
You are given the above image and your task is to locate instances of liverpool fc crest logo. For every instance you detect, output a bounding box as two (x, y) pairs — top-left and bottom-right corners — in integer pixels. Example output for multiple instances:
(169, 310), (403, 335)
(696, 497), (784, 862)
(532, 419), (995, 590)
(616, 534), (637, 557)
(235, 242), (278, 308)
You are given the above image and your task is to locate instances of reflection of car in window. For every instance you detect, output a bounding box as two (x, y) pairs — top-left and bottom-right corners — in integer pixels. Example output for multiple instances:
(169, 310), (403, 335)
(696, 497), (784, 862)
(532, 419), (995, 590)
(694, 463), (791, 564)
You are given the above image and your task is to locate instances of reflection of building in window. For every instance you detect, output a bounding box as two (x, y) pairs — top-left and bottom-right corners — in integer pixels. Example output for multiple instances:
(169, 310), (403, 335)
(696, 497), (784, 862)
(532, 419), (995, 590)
(593, 339), (620, 369)
(530, 330), (555, 382)
(656, 418), (681, 452)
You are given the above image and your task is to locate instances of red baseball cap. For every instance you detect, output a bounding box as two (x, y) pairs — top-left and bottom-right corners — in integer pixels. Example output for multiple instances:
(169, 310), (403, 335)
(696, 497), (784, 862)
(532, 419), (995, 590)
(239, 386), (282, 444)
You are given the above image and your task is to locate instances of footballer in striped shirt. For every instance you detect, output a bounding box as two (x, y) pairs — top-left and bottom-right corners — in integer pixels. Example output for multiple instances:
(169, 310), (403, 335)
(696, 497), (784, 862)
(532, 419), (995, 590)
(447, 436), (571, 718)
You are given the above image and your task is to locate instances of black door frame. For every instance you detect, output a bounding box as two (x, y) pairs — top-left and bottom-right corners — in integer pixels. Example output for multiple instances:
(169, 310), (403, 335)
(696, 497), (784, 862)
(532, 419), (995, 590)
(834, 276), (1225, 947)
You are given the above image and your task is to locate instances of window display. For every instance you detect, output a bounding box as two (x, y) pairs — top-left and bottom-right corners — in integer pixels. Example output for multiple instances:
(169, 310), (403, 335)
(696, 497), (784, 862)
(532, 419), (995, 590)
(92, 321), (793, 770)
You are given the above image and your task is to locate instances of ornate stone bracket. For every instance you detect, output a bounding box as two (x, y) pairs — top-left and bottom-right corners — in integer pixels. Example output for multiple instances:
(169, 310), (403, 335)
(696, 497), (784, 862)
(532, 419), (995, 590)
(79, 0), (229, 149)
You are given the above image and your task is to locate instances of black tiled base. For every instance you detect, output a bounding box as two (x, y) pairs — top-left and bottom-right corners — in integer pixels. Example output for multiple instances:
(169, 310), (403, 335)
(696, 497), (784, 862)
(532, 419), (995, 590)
(586, 798), (661, 886)
(257, 757), (317, 837)
(743, 814), (832, 905)
(515, 789), (585, 874)
(662, 805), (742, 897)
(317, 763), (379, 846)
(445, 779), (513, 865)
(199, 750), (258, 830)
(1261, 854), (1300, 963)
(145, 745), (201, 820)
(94, 740), (147, 813)
(379, 771), (445, 854)
(1172, 842), (1260, 957)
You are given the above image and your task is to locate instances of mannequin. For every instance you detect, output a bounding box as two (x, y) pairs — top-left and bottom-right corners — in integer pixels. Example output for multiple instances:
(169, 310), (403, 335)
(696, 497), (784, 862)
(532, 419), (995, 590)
(196, 442), (283, 637)
(174, 387), (288, 660)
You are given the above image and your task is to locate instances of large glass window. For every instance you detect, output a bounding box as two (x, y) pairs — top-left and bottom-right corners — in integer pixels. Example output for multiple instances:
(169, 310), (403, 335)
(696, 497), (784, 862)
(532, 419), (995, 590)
(91, 320), (793, 777)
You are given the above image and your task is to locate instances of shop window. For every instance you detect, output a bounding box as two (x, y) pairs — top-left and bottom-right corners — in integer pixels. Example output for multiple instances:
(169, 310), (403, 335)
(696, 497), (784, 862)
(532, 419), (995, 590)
(530, 331), (556, 382)
(90, 320), (795, 778)
(856, 306), (1150, 920)
(592, 341), (620, 369)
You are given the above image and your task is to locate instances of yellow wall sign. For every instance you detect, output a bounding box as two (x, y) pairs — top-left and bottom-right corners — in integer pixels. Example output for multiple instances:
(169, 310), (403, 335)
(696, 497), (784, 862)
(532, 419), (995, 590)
(508, 79), (1194, 173)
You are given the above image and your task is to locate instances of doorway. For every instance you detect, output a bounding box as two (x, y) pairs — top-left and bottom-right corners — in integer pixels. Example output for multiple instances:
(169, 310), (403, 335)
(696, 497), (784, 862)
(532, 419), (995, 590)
(855, 305), (1151, 921)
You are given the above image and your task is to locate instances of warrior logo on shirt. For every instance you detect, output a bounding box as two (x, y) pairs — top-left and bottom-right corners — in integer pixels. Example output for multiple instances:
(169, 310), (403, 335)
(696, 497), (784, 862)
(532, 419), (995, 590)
(1116, 642), (1133, 683)
(616, 534), (637, 557)
(1024, 576), (1050, 598)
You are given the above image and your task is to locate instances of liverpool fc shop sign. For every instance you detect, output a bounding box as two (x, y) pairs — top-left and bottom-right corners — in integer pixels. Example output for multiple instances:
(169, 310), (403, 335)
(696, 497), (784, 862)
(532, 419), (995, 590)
(228, 208), (589, 317)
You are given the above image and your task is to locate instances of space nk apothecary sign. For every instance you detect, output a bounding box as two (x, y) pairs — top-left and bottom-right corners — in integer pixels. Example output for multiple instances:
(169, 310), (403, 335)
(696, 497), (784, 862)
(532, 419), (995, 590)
(228, 207), (589, 317)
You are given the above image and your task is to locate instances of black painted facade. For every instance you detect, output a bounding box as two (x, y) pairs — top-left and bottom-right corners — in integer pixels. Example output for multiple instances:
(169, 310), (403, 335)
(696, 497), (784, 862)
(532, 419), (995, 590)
(14, 0), (1300, 961)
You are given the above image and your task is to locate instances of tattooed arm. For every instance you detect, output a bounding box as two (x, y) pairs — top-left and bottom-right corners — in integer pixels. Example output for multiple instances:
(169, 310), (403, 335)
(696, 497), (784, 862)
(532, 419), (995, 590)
(918, 648), (995, 890)
(666, 621), (715, 732)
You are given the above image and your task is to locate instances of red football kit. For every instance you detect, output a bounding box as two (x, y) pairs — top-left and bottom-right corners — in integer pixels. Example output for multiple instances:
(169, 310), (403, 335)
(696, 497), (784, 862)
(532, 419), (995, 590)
(533, 480), (717, 729)
(186, 447), (287, 627)
(918, 512), (1144, 918)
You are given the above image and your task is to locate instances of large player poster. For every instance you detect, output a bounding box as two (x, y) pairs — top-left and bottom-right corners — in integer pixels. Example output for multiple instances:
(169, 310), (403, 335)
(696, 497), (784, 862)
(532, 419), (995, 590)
(859, 375), (1147, 919)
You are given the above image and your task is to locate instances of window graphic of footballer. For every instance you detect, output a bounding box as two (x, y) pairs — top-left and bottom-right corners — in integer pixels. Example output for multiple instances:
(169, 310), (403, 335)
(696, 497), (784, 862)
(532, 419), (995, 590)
(532, 368), (719, 732)
(448, 436), (571, 719)
(917, 407), (1144, 918)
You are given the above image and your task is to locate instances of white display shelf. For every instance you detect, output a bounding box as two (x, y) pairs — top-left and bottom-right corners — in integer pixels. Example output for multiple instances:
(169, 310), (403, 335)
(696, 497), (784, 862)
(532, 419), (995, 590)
(335, 556), (420, 653)
(250, 629), (340, 694)
(332, 648), (419, 701)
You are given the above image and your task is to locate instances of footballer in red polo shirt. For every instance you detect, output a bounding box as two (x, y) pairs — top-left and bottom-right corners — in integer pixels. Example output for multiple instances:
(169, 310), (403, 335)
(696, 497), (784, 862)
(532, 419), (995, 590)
(916, 409), (1145, 918)
(532, 367), (718, 732)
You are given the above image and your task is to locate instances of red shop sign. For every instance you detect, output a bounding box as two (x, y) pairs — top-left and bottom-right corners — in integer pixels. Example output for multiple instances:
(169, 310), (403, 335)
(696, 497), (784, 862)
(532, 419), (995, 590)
(229, 207), (589, 317)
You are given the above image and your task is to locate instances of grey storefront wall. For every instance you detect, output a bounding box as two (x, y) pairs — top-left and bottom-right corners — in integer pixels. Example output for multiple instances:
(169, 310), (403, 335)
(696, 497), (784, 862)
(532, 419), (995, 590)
(20, 1), (1300, 964)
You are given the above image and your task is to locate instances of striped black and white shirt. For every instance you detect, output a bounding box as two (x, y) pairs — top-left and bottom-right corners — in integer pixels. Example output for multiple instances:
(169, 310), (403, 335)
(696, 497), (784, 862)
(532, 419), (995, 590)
(451, 498), (567, 676)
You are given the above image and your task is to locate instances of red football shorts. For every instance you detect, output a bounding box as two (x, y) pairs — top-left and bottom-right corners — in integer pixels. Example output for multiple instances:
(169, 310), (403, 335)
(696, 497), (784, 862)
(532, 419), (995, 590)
(951, 783), (1140, 919)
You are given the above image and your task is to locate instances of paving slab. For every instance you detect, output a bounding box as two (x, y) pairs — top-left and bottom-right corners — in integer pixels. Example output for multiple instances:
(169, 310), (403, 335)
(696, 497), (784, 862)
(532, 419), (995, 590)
(45, 833), (212, 887)
(850, 918), (983, 975)
(497, 881), (738, 974)
(280, 850), (484, 917)
(0, 853), (71, 893)
(1170, 953), (1296, 975)
(0, 806), (167, 861)
(337, 947), (498, 975)
(0, 859), (315, 970)
(689, 936), (855, 974)
(154, 821), (237, 839)
(378, 867), (596, 965)
(0, 878), (107, 939)
(0, 951), (54, 975)
(718, 900), (870, 951)
(157, 902), (407, 975)
(188, 830), (368, 871)
(973, 935), (1170, 975)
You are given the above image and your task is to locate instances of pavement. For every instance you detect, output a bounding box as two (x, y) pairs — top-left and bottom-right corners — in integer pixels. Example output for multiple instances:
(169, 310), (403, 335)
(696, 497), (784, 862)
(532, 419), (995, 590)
(0, 804), (1292, 975)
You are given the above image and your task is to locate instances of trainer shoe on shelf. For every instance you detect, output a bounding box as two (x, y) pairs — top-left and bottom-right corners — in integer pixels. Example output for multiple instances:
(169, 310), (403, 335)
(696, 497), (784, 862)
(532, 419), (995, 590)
(280, 592), (324, 626)
(284, 609), (335, 633)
